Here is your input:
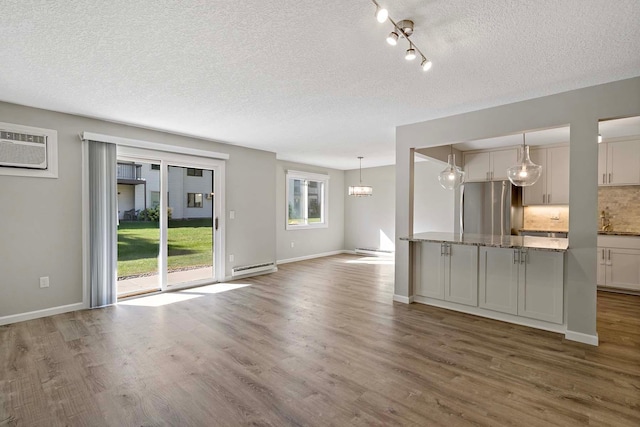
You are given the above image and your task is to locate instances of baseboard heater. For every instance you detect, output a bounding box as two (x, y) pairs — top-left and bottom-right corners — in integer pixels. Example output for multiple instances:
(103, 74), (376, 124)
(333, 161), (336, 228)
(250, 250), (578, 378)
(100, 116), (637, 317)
(354, 248), (394, 256)
(231, 262), (276, 277)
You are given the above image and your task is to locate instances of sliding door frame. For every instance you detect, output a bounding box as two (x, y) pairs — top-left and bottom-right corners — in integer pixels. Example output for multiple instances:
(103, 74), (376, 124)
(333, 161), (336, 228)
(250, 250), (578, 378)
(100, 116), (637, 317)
(117, 146), (226, 291)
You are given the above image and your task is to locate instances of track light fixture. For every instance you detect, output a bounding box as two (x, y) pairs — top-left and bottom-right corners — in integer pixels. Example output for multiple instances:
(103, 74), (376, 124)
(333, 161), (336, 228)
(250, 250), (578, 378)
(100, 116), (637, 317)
(370, 0), (433, 73)
(375, 5), (388, 23)
(386, 31), (399, 46)
(405, 44), (416, 61)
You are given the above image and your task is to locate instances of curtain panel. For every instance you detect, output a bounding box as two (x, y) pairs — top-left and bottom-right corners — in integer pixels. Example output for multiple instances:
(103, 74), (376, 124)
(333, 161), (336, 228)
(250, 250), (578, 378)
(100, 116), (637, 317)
(88, 140), (117, 308)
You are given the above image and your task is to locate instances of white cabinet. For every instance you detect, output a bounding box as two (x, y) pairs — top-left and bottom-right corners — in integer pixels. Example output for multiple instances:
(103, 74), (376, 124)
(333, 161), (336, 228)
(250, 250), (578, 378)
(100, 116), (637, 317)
(518, 249), (564, 324)
(523, 146), (570, 205)
(463, 148), (518, 182)
(417, 242), (478, 306)
(478, 247), (564, 323)
(598, 139), (640, 185)
(479, 247), (518, 315)
(598, 246), (640, 291)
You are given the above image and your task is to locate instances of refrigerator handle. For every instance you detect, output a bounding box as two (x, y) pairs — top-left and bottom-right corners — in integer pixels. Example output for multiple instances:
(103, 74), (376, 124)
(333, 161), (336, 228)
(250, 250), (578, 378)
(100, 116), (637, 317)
(501, 181), (506, 235)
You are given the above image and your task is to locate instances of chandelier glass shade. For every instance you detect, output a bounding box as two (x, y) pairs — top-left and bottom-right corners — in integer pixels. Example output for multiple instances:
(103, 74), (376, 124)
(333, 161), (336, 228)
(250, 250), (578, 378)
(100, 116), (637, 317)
(438, 153), (465, 190)
(507, 134), (542, 187)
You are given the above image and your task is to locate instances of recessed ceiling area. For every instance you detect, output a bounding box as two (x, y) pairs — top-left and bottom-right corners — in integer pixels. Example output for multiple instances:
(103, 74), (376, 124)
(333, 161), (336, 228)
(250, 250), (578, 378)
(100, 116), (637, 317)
(0, 1), (638, 169)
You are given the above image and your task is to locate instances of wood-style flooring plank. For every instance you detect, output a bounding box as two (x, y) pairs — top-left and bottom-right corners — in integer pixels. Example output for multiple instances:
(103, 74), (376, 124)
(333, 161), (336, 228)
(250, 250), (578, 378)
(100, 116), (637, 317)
(1, 254), (639, 426)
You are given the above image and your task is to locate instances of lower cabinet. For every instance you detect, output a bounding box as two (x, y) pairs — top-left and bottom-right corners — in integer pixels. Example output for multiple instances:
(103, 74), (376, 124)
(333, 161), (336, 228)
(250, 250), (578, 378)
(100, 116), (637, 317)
(598, 247), (640, 291)
(417, 242), (478, 306)
(479, 247), (564, 324)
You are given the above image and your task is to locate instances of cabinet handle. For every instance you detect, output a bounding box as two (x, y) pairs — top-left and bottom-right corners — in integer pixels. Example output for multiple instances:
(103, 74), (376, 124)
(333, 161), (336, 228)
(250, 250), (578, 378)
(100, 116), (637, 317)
(601, 249), (605, 261)
(547, 194), (551, 204)
(520, 249), (527, 264)
(607, 249), (611, 261)
(440, 244), (445, 256)
(602, 173), (606, 184)
(542, 194), (546, 204)
(608, 173), (612, 183)
(513, 250), (519, 264)
(486, 171), (490, 181)
(446, 244), (451, 256)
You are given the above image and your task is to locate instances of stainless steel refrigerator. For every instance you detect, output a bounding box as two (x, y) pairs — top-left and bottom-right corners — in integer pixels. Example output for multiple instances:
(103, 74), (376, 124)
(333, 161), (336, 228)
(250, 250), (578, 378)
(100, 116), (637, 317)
(461, 181), (523, 235)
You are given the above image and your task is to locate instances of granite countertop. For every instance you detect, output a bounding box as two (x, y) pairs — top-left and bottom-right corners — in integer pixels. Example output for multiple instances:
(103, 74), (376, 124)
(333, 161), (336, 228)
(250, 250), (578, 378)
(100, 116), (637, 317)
(597, 231), (640, 237)
(400, 232), (569, 252)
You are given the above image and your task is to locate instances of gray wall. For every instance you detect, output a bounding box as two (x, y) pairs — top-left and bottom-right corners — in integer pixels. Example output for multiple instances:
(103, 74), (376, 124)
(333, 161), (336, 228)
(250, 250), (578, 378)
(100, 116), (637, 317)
(0, 101), (276, 318)
(344, 165), (395, 251)
(276, 160), (345, 262)
(413, 157), (455, 233)
(395, 76), (640, 341)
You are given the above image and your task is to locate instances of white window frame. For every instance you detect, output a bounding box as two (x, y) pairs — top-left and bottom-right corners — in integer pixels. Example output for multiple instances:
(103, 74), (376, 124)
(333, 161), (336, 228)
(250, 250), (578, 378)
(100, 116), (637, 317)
(286, 170), (329, 230)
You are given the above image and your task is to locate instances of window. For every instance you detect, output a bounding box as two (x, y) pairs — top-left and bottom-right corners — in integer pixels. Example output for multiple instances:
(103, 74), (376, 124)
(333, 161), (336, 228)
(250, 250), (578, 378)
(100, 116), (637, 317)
(150, 164), (160, 170)
(150, 191), (160, 207)
(187, 168), (203, 177)
(286, 170), (329, 229)
(187, 192), (203, 208)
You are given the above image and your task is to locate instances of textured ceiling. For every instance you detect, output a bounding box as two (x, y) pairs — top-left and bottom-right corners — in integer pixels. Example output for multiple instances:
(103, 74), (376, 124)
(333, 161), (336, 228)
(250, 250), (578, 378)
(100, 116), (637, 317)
(0, 0), (639, 169)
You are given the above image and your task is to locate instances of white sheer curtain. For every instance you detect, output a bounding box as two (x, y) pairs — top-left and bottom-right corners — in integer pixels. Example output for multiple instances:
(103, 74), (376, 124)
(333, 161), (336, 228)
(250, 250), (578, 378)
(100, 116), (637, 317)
(88, 140), (117, 308)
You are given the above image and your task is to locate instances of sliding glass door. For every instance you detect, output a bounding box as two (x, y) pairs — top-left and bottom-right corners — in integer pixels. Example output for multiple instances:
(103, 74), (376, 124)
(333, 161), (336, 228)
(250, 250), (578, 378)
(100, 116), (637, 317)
(167, 165), (214, 287)
(116, 147), (224, 297)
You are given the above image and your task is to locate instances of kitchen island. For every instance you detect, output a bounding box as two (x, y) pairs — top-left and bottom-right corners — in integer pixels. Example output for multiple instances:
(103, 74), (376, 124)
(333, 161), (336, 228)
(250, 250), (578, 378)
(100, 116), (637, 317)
(401, 232), (569, 334)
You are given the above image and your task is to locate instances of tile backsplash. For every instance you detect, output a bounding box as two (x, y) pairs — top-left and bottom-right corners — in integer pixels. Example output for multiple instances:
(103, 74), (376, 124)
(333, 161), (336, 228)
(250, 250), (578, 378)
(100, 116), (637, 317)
(598, 186), (640, 233)
(523, 206), (569, 231)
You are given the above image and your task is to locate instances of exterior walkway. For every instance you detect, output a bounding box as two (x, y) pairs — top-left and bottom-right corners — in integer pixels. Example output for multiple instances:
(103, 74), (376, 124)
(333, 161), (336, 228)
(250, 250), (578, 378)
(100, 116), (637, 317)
(118, 266), (213, 296)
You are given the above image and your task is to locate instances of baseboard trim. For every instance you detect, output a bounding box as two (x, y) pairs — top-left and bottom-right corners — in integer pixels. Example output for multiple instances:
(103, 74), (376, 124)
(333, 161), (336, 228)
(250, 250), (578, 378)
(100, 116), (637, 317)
(565, 330), (599, 346)
(277, 250), (350, 265)
(413, 296), (567, 335)
(223, 267), (278, 282)
(0, 302), (86, 326)
(393, 294), (414, 304)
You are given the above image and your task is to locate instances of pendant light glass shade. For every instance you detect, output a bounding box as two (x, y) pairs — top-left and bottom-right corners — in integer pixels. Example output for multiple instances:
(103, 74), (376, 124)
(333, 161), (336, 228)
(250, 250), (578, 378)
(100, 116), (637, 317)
(507, 134), (542, 187)
(438, 153), (465, 190)
(349, 157), (373, 196)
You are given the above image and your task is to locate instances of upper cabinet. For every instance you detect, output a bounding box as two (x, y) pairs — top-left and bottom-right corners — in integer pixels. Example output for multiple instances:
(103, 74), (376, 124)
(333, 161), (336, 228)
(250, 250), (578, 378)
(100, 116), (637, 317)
(598, 139), (640, 185)
(463, 148), (518, 182)
(523, 145), (569, 205)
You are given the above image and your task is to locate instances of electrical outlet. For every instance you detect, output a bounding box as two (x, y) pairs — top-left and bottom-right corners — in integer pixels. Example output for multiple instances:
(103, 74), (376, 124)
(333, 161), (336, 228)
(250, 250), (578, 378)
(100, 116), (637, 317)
(290, 242), (295, 248)
(551, 210), (560, 220)
(229, 210), (235, 219)
(39, 276), (49, 288)
(229, 254), (234, 263)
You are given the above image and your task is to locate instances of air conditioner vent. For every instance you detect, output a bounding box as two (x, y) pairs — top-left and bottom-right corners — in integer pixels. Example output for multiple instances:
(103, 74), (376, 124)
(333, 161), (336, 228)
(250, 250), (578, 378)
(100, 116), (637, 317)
(0, 128), (47, 169)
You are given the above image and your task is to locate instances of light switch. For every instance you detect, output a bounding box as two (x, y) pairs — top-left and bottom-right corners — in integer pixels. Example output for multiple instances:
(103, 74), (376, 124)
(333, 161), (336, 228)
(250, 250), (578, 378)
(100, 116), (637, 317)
(229, 210), (235, 219)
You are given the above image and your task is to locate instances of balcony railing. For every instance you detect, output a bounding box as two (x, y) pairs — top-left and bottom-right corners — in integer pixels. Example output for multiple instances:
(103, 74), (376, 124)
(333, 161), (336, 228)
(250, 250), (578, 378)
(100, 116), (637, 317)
(117, 163), (144, 182)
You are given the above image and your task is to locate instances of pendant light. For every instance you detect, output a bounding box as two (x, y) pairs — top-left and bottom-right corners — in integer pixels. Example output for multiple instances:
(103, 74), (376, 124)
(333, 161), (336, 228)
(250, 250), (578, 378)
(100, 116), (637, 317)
(438, 146), (465, 190)
(507, 133), (542, 187)
(349, 157), (373, 196)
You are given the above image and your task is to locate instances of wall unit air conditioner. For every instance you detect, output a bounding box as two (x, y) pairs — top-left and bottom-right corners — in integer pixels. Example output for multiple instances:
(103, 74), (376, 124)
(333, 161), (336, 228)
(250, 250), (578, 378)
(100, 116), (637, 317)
(0, 128), (48, 169)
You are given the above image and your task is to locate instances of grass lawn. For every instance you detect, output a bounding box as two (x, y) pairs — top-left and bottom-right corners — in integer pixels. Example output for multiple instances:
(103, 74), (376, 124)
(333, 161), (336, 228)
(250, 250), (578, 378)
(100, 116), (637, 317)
(118, 218), (213, 278)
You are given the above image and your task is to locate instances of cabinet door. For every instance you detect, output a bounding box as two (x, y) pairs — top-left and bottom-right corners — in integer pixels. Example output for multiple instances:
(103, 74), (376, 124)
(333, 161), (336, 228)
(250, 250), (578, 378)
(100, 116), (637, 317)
(417, 242), (446, 299)
(547, 146), (569, 204)
(491, 148), (518, 181)
(463, 152), (491, 182)
(522, 148), (547, 205)
(607, 140), (640, 185)
(598, 143), (607, 185)
(597, 247), (606, 286)
(478, 247), (518, 314)
(444, 244), (479, 306)
(606, 248), (640, 291)
(518, 250), (564, 324)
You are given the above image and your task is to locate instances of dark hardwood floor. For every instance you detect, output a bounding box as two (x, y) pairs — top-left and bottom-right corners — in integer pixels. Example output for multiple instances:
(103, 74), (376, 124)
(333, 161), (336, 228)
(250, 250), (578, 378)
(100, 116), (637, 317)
(1, 254), (639, 426)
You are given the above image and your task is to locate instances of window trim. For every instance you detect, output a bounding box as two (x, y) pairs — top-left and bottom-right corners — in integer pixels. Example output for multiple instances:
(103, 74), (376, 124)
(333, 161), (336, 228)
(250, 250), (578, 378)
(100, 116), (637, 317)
(187, 192), (203, 208)
(285, 170), (329, 230)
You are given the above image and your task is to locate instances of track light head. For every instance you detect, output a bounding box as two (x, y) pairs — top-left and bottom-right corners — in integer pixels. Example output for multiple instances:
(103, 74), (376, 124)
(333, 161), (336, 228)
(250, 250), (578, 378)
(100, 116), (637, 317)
(386, 31), (399, 46)
(375, 6), (388, 23)
(405, 46), (416, 61)
(421, 57), (433, 71)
